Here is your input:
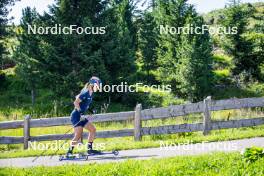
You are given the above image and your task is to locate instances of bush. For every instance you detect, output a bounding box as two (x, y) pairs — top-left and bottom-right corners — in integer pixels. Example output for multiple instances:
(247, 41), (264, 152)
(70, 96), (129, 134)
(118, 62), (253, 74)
(241, 146), (264, 163)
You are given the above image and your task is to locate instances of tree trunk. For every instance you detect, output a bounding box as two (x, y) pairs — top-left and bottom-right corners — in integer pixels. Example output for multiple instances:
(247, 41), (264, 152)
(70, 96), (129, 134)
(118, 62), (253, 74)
(54, 100), (58, 117)
(31, 89), (35, 106)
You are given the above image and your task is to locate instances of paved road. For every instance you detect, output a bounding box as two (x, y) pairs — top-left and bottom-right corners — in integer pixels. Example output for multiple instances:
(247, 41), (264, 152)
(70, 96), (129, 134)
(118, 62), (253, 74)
(0, 137), (263, 168)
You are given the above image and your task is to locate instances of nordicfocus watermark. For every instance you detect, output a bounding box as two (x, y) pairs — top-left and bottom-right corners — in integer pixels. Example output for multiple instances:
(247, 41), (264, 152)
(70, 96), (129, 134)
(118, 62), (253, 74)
(159, 140), (238, 152)
(27, 24), (106, 35)
(97, 82), (171, 93)
(160, 24), (238, 35)
(28, 141), (106, 151)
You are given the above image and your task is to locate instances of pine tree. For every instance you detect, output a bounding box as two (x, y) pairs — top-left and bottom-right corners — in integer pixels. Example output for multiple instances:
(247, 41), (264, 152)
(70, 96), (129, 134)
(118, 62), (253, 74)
(0, 0), (19, 69)
(138, 12), (159, 83)
(100, 0), (136, 84)
(14, 7), (41, 105)
(15, 0), (137, 100)
(176, 24), (213, 101)
(154, 0), (213, 101)
(154, 0), (191, 82)
(38, 0), (108, 96)
(221, 1), (257, 80)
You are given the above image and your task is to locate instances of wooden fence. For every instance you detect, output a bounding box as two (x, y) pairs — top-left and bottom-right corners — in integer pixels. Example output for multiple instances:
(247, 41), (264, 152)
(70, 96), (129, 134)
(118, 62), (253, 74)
(0, 96), (264, 149)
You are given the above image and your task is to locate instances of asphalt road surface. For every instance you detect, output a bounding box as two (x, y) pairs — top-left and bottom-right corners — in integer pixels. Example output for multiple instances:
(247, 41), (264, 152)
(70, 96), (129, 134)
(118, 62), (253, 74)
(0, 137), (263, 168)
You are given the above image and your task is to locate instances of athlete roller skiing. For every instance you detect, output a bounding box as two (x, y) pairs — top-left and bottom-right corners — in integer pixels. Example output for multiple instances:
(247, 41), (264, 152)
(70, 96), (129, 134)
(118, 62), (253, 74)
(67, 76), (102, 156)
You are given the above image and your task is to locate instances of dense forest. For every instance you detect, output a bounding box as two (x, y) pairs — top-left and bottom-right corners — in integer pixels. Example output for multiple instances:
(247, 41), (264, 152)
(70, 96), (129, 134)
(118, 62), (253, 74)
(0, 0), (263, 119)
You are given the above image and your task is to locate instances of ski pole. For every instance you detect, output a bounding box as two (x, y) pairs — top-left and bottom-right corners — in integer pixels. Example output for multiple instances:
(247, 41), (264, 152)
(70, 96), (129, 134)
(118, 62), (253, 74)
(49, 114), (93, 159)
(32, 115), (90, 162)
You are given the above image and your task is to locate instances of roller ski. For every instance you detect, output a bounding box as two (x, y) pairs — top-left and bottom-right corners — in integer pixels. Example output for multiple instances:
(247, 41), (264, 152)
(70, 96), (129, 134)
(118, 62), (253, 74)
(87, 149), (119, 156)
(59, 150), (119, 161)
(59, 152), (89, 161)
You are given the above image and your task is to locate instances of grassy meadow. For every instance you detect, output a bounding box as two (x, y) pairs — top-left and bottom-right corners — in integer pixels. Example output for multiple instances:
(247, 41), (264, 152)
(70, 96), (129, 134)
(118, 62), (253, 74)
(1, 152), (264, 176)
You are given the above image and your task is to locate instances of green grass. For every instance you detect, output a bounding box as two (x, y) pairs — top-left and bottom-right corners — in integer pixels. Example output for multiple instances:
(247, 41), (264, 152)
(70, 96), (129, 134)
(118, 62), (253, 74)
(213, 69), (231, 85)
(212, 54), (232, 70)
(1, 152), (264, 175)
(213, 69), (230, 77)
(212, 83), (264, 100)
(1, 67), (16, 75)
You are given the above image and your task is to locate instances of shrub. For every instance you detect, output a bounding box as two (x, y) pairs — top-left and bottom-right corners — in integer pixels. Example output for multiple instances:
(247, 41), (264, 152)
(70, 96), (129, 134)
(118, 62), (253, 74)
(241, 146), (264, 163)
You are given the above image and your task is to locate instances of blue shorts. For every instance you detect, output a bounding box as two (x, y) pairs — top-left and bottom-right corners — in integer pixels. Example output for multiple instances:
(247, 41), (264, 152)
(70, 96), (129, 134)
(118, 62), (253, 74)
(70, 110), (89, 127)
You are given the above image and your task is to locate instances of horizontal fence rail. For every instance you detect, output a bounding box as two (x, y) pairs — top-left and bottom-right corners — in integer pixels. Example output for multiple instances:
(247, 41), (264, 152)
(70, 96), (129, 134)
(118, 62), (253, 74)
(0, 111), (135, 130)
(0, 97), (264, 148)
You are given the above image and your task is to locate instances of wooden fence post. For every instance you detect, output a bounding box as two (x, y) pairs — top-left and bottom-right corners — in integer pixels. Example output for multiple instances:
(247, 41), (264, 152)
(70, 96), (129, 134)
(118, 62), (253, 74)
(24, 115), (31, 149)
(134, 104), (142, 141)
(203, 96), (212, 135)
